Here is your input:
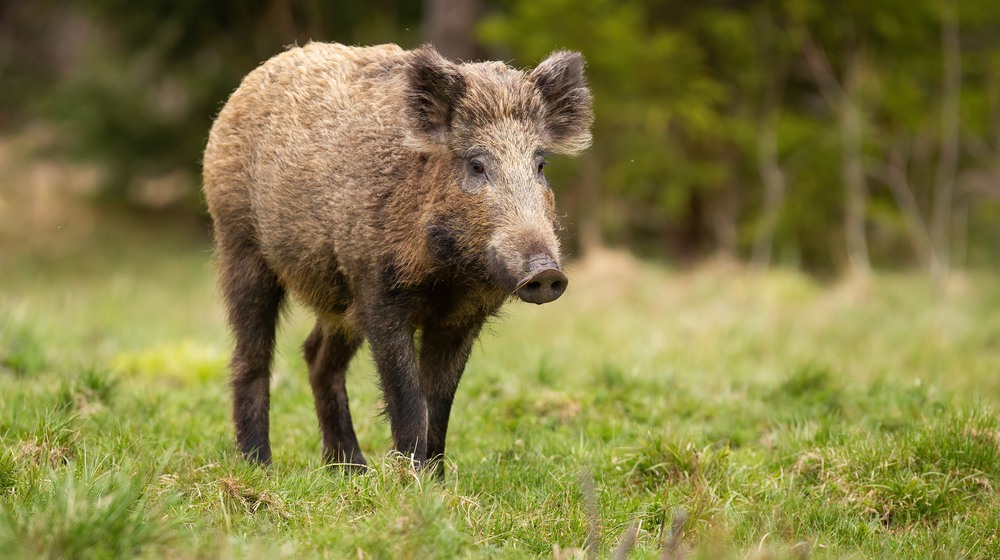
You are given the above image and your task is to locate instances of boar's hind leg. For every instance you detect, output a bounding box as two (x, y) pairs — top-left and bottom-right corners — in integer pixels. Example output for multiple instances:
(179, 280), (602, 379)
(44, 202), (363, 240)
(419, 320), (484, 473)
(303, 321), (366, 469)
(219, 242), (285, 465)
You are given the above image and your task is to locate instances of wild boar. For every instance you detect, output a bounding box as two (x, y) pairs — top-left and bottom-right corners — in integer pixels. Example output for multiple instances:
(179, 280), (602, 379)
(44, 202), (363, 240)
(202, 42), (592, 469)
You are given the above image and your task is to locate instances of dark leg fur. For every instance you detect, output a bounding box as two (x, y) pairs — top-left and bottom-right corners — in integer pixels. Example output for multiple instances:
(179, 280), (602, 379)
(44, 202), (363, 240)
(218, 238), (285, 465)
(419, 320), (483, 473)
(362, 301), (428, 468)
(304, 322), (366, 469)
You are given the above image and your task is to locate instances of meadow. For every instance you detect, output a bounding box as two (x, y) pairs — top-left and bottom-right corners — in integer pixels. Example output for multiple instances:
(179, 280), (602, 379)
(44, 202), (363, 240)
(1, 217), (999, 558)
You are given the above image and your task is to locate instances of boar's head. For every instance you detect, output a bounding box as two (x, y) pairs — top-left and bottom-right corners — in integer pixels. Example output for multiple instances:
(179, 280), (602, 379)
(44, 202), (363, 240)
(405, 45), (593, 304)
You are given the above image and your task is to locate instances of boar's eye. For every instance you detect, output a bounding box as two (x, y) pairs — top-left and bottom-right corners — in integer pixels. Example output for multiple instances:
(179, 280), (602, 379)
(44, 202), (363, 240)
(470, 160), (486, 176)
(537, 160), (547, 174)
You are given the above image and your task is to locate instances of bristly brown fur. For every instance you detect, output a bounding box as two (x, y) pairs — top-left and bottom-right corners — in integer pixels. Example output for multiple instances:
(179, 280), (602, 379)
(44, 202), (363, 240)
(530, 51), (594, 155)
(405, 45), (467, 151)
(202, 42), (592, 470)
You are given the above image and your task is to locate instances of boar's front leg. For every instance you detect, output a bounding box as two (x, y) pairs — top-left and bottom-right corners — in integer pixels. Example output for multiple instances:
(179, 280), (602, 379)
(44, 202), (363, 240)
(419, 319), (484, 470)
(363, 299), (429, 467)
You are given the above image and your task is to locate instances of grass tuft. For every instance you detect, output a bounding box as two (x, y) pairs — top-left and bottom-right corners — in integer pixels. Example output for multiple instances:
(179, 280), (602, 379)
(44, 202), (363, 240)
(770, 363), (844, 416)
(57, 366), (119, 414)
(627, 435), (731, 491)
(783, 408), (1000, 532)
(0, 316), (47, 377)
(0, 458), (168, 559)
(75, 366), (119, 406)
(218, 475), (292, 521)
(8, 408), (80, 468)
(0, 448), (15, 493)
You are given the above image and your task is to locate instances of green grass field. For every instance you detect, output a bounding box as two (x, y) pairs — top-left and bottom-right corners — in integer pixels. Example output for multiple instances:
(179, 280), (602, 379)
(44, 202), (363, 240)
(1, 218), (999, 559)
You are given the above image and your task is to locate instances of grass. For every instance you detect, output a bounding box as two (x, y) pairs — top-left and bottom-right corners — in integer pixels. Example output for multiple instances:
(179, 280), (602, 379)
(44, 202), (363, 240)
(1, 217), (999, 558)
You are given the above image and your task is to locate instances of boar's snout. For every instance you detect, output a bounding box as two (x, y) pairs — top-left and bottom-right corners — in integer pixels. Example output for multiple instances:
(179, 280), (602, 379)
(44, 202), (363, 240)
(515, 254), (568, 304)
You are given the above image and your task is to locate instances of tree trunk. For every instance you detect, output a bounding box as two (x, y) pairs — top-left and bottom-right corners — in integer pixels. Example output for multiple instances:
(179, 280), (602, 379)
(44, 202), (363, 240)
(882, 144), (940, 278)
(709, 181), (739, 263)
(751, 116), (787, 269)
(750, 13), (792, 271)
(930, 0), (960, 282)
(953, 199), (968, 275)
(841, 50), (870, 279)
(424, 0), (483, 61)
(802, 35), (870, 278)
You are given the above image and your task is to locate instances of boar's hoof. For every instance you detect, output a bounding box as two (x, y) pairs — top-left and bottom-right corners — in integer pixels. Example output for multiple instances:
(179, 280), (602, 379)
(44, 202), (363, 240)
(516, 268), (568, 304)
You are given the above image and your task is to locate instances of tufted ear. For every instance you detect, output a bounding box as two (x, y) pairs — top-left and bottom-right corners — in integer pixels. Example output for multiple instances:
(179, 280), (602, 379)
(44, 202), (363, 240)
(530, 51), (594, 155)
(405, 44), (466, 151)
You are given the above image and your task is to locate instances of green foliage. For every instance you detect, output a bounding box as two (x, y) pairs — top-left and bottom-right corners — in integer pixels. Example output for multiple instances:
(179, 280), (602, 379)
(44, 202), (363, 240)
(482, 0), (735, 242)
(483, 0), (1000, 268)
(3, 1), (423, 210)
(4, 1), (1000, 269)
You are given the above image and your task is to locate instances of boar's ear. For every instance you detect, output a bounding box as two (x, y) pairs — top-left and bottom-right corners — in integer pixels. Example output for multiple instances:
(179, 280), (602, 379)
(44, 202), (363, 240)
(530, 51), (594, 156)
(405, 44), (466, 151)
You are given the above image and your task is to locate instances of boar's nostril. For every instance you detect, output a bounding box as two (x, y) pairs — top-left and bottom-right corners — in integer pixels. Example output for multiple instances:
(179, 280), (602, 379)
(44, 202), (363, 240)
(516, 268), (568, 305)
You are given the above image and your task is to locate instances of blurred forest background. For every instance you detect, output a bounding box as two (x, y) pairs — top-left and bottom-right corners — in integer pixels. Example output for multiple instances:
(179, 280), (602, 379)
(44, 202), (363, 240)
(2, 0), (1000, 279)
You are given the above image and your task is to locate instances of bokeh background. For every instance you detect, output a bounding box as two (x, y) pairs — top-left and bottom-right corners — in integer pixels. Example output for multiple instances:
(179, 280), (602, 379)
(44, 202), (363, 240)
(4, 3), (1000, 557)
(3, 0), (999, 278)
